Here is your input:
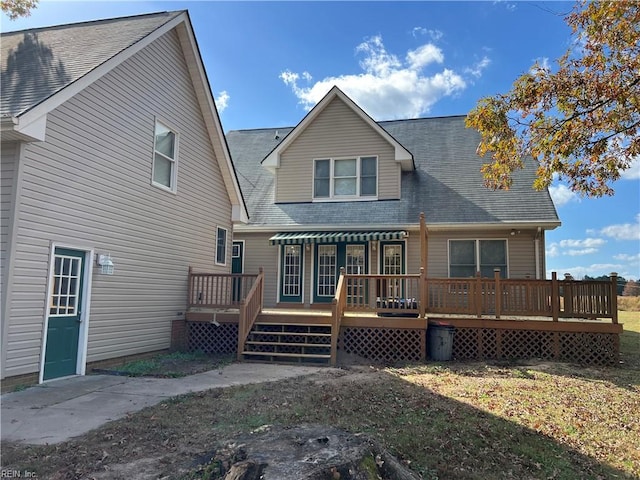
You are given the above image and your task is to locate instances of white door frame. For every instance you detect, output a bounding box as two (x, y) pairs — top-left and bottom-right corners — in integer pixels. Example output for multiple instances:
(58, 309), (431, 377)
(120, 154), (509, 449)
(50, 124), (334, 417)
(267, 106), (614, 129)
(39, 242), (94, 383)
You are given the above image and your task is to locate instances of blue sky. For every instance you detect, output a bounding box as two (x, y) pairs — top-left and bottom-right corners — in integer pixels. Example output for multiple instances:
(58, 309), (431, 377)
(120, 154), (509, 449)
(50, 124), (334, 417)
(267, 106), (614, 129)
(3, 1), (639, 280)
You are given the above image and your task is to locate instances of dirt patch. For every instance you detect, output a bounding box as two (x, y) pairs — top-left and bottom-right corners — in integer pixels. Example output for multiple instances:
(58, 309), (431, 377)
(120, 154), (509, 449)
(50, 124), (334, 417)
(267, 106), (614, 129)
(3, 360), (638, 479)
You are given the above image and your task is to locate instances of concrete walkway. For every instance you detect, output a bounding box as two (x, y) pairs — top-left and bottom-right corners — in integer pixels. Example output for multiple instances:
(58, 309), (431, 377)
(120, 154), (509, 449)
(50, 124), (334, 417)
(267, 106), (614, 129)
(1, 363), (326, 445)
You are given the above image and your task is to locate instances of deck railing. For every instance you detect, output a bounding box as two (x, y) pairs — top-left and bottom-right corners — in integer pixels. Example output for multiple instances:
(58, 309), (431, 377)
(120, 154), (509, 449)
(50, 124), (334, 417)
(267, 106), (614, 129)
(187, 267), (259, 308)
(331, 268), (348, 366)
(336, 270), (618, 323)
(238, 268), (264, 358)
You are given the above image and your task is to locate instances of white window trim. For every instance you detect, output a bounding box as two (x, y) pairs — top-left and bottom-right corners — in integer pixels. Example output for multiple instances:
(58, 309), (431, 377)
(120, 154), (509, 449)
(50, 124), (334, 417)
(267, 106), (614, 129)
(215, 226), (228, 266)
(151, 118), (179, 194)
(447, 239), (510, 278)
(312, 156), (378, 202)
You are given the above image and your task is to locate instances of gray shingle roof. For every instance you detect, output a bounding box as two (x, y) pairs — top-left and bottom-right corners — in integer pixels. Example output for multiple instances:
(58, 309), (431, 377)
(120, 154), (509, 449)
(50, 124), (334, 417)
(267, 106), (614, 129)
(1, 11), (183, 118)
(227, 116), (560, 227)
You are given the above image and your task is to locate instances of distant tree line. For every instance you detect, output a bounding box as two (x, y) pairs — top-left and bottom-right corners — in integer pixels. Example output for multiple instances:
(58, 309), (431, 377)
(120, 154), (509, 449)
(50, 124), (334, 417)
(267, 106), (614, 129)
(582, 275), (639, 296)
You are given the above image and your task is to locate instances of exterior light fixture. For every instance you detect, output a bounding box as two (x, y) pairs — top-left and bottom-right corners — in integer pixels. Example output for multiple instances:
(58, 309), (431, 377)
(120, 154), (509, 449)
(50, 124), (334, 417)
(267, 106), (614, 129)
(96, 253), (115, 275)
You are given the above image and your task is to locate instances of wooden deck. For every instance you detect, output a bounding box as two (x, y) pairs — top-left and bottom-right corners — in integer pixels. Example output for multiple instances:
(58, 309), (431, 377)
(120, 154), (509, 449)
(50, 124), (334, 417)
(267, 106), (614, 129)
(180, 269), (621, 366)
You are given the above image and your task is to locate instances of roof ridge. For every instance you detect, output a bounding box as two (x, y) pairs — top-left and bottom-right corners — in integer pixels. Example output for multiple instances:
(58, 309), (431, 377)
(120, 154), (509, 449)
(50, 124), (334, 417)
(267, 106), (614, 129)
(1, 10), (185, 36)
(228, 114), (468, 133)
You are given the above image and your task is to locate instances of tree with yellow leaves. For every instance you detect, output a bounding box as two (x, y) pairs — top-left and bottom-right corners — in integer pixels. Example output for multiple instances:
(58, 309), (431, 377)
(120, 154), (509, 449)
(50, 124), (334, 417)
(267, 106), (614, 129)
(466, 1), (639, 197)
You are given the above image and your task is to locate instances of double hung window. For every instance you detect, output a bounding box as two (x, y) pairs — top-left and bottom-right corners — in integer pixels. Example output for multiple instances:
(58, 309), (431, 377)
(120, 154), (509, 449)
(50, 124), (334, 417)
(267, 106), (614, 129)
(449, 240), (507, 278)
(152, 120), (178, 192)
(313, 156), (377, 200)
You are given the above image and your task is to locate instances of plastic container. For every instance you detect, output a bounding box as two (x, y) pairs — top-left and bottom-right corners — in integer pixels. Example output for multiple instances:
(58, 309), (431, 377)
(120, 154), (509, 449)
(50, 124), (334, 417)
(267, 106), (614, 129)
(427, 322), (455, 361)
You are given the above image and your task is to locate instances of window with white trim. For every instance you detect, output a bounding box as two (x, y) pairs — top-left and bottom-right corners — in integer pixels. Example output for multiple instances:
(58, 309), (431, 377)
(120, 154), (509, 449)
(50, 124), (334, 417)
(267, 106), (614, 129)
(216, 227), (227, 265)
(449, 239), (507, 278)
(313, 156), (377, 200)
(152, 121), (178, 192)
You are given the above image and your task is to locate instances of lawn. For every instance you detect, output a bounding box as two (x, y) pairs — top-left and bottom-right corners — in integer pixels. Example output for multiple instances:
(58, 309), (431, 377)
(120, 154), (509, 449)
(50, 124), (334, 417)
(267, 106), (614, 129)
(2, 311), (638, 479)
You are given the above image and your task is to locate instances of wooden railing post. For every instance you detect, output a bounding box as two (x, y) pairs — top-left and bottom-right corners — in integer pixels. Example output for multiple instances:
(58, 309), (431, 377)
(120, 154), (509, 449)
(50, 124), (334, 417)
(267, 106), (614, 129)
(475, 271), (482, 318)
(187, 266), (193, 307)
(551, 272), (559, 322)
(494, 268), (501, 319)
(610, 272), (618, 324)
(419, 267), (427, 318)
(330, 267), (346, 367)
(238, 300), (246, 360)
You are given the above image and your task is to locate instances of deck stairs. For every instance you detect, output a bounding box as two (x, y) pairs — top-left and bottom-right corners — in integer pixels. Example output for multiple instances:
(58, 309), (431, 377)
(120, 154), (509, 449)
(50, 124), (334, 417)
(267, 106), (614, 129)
(241, 321), (332, 365)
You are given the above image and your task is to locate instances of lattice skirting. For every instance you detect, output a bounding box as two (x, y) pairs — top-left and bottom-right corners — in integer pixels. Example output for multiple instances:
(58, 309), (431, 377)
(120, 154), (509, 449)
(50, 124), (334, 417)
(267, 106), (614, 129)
(452, 328), (618, 365)
(338, 327), (425, 363)
(188, 322), (238, 354)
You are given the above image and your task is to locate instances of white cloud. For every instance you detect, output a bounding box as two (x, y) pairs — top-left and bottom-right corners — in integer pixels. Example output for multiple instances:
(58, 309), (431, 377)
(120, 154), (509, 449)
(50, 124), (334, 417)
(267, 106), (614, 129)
(566, 248), (598, 256)
(549, 183), (578, 206)
(546, 244), (559, 257)
(614, 253), (640, 262)
(558, 238), (606, 248)
(598, 214), (640, 241)
(411, 27), (443, 41)
(621, 156), (640, 180)
(280, 35), (470, 120)
(406, 44), (444, 70)
(465, 56), (491, 78)
(215, 90), (229, 112)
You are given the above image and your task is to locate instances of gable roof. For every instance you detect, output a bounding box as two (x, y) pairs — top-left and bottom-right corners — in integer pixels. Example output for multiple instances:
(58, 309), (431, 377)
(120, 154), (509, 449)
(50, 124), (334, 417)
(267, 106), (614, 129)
(261, 86), (415, 172)
(228, 115), (560, 231)
(1, 11), (248, 223)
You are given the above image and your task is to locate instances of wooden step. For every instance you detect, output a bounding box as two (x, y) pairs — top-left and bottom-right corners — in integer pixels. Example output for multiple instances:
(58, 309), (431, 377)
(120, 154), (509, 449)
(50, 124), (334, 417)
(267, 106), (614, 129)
(253, 322), (331, 330)
(242, 351), (331, 360)
(245, 341), (330, 348)
(248, 331), (331, 338)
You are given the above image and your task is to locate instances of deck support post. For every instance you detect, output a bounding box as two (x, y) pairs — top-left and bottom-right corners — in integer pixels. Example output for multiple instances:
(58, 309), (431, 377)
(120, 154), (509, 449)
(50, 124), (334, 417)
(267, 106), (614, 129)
(419, 267), (427, 318)
(494, 268), (501, 319)
(610, 272), (618, 324)
(551, 272), (559, 322)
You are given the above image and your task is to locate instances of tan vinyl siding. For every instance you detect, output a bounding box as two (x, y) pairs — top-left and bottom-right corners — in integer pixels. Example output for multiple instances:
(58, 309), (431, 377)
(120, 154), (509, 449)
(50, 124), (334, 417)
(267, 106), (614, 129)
(4, 29), (232, 377)
(1, 141), (19, 378)
(426, 230), (537, 278)
(1, 142), (17, 302)
(235, 232), (280, 308)
(276, 98), (399, 203)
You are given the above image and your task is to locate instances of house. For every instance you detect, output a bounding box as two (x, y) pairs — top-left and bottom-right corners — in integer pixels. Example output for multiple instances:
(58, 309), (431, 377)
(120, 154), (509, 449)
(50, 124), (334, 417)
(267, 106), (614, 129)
(227, 86), (560, 309)
(0, 12), (248, 386)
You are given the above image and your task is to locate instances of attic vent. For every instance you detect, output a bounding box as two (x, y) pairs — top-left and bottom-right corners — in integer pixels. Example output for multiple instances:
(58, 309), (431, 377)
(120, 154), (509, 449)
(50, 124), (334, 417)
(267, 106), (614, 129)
(274, 130), (280, 140)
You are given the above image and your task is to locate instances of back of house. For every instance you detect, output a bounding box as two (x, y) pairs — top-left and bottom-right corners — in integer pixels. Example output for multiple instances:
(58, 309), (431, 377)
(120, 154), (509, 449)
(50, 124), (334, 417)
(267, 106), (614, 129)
(0, 12), (247, 386)
(228, 86), (561, 309)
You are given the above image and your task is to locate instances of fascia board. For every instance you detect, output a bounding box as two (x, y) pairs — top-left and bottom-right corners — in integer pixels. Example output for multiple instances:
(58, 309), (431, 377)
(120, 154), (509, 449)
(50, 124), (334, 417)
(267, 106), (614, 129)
(233, 220), (561, 233)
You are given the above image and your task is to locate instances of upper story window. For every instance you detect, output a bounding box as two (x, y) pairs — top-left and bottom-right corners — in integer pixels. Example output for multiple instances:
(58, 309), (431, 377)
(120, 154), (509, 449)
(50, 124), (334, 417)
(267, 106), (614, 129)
(313, 156), (377, 200)
(152, 120), (178, 192)
(449, 239), (507, 278)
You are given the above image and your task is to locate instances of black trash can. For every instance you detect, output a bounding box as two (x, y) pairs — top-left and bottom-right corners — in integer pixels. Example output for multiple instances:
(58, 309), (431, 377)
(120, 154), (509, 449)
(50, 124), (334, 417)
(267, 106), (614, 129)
(428, 322), (455, 361)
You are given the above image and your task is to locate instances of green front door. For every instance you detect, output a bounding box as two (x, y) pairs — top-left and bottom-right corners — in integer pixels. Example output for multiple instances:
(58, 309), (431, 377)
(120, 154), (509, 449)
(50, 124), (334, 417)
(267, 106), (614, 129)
(43, 248), (85, 380)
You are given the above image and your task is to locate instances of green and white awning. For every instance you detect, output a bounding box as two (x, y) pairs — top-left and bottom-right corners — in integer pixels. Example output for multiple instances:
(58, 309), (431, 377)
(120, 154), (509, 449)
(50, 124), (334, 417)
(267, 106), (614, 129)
(269, 231), (407, 245)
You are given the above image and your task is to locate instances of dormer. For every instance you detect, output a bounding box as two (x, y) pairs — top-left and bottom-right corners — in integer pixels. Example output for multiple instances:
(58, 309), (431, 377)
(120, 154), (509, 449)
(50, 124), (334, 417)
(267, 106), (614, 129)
(262, 87), (414, 203)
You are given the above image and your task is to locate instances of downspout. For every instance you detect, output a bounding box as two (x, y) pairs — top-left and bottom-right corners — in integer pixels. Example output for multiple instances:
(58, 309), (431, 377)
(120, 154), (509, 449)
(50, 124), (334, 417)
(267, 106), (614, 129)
(534, 227), (542, 280)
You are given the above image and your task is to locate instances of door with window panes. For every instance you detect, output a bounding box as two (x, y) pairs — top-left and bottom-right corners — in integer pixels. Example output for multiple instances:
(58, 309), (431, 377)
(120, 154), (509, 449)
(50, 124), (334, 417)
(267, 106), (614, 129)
(379, 242), (405, 302)
(314, 243), (368, 304)
(44, 248), (85, 380)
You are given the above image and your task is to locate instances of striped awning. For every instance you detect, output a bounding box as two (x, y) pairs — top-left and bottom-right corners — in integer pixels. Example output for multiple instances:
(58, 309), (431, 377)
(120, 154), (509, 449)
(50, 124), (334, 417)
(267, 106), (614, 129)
(269, 231), (407, 245)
